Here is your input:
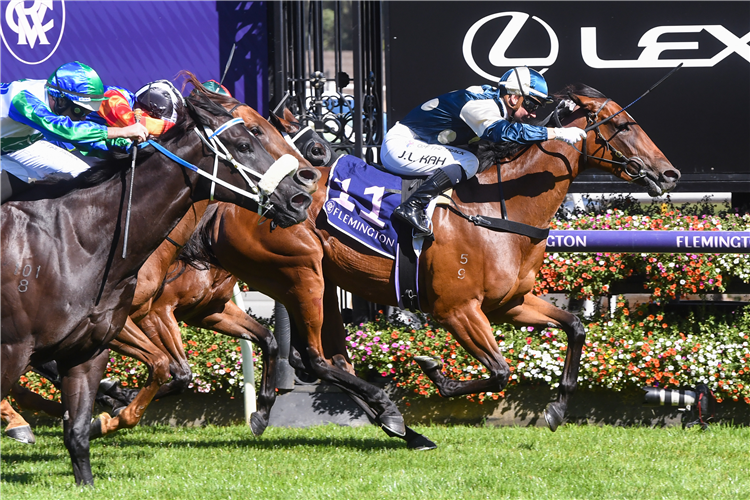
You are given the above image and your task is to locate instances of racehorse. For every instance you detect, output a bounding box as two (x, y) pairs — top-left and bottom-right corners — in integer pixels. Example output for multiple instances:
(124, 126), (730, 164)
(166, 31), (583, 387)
(0, 90), (313, 485)
(0, 81), (321, 445)
(175, 84), (679, 437)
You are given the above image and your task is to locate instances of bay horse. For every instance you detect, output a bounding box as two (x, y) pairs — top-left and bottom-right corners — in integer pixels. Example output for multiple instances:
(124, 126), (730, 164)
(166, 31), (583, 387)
(0, 90), (313, 485)
(173, 84), (679, 436)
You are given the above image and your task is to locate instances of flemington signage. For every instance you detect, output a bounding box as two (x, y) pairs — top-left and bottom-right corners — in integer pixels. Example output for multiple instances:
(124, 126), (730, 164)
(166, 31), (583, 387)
(386, 2), (750, 190)
(546, 231), (750, 253)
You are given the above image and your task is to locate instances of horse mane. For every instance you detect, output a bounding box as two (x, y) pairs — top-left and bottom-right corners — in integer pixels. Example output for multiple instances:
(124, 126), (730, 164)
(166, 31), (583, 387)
(553, 83), (606, 101)
(466, 140), (529, 174)
(177, 70), (242, 112)
(177, 203), (222, 270)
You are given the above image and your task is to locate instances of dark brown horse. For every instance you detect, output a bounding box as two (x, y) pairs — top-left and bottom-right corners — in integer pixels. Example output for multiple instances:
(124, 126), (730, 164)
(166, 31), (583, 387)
(174, 84), (680, 435)
(0, 82), (321, 444)
(0, 90), (313, 485)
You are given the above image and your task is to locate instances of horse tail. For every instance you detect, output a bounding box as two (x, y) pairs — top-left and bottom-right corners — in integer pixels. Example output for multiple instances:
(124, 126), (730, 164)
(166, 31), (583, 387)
(177, 203), (223, 271)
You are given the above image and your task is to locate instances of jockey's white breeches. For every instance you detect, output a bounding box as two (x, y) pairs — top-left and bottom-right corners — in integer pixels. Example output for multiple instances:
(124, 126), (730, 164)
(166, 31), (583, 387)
(0, 141), (90, 183)
(380, 122), (479, 178)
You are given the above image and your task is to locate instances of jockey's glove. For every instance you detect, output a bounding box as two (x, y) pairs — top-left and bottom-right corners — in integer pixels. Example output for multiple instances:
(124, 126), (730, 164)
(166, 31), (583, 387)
(550, 127), (587, 145)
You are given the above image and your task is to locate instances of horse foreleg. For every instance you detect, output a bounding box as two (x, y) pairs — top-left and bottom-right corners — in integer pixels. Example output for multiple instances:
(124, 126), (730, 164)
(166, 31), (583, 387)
(421, 300), (511, 398)
(92, 318), (172, 439)
(285, 282), (406, 438)
(1, 398), (36, 444)
(185, 299), (278, 437)
(59, 349), (110, 486)
(488, 293), (585, 432)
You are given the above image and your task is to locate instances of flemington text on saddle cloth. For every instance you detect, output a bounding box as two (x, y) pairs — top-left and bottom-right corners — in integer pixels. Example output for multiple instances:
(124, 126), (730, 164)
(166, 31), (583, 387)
(323, 155), (402, 259)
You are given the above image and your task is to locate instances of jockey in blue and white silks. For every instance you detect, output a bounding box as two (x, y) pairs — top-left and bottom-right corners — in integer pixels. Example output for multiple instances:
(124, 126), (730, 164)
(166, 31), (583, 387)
(382, 66), (586, 237)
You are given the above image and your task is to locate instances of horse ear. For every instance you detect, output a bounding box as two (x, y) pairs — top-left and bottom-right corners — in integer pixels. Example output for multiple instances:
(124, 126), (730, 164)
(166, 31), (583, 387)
(282, 108), (301, 134)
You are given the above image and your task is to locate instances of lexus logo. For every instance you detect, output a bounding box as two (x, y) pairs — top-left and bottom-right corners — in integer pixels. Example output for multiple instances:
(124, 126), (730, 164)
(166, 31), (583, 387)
(463, 12), (558, 81)
(1, 0), (66, 65)
(463, 10), (750, 78)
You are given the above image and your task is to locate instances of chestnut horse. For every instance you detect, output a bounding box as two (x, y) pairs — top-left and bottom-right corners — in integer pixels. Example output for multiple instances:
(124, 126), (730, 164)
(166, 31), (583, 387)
(0, 90), (311, 485)
(78, 83), (681, 450)
(175, 84), (680, 435)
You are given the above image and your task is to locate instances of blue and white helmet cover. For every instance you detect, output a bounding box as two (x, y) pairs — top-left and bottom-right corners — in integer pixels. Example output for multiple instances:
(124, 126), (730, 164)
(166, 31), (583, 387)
(498, 67), (552, 103)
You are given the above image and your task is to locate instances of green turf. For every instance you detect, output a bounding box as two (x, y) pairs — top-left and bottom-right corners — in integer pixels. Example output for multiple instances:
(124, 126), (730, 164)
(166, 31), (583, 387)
(2, 424), (748, 499)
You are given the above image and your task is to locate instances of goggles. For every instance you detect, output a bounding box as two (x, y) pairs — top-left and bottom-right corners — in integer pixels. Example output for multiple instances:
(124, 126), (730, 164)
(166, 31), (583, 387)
(521, 97), (542, 113)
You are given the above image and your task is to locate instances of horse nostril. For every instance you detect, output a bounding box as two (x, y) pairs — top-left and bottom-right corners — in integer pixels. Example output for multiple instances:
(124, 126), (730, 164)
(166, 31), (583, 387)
(297, 168), (319, 183)
(663, 169), (680, 181)
(291, 193), (311, 207)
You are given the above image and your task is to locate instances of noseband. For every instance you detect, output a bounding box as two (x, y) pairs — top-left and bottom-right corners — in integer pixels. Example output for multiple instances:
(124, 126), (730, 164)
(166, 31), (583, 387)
(142, 115), (298, 215)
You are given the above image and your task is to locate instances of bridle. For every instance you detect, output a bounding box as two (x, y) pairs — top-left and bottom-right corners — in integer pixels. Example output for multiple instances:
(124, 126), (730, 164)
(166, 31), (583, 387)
(563, 63), (683, 184)
(142, 115), (298, 215)
(577, 100), (648, 182)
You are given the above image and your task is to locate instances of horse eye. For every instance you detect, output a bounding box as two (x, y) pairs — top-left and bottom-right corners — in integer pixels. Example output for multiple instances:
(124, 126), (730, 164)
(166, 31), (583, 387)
(312, 146), (324, 155)
(237, 143), (251, 153)
(250, 127), (262, 137)
(617, 122), (631, 132)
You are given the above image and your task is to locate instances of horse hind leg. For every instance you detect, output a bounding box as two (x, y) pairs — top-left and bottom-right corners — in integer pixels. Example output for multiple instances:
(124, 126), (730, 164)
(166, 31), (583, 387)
(489, 293), (585, 432)
(1, 398), (35, 444)
(91, 318), (172, 439)
(330, 355), (436, 451)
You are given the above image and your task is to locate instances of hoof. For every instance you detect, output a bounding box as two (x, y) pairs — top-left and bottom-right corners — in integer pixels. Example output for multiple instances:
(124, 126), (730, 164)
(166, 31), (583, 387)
(90, 417), (104, 439)
(89, 412), (112, 440)
(407, 433), (437, 451)
(250, 412), (268, 437)
(414, 355), (442, 372)
(543, 402), (565, 432)
(6, 425), (36, 444)
(379, 414), (406, 438)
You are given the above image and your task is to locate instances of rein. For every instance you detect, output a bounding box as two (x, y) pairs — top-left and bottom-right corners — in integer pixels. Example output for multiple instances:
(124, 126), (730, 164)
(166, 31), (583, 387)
(141, 116), (298, 215)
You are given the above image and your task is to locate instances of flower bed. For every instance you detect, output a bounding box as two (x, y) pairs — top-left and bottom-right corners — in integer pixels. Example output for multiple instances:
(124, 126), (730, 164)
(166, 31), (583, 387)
(349, 304), (750, 405)
(15, 204), (750, 409)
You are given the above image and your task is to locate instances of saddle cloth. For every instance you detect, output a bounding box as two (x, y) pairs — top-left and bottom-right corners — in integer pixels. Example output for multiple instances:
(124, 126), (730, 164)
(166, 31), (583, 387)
(324, 155), (451, 310)
(324, 155), (402, 259)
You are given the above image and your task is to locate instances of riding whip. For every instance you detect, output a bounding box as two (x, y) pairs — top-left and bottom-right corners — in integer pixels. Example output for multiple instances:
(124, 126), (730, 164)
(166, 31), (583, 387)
(220, 43), (237, 85)
(122, 112), (141, 259)
(584, 63), (683, 132)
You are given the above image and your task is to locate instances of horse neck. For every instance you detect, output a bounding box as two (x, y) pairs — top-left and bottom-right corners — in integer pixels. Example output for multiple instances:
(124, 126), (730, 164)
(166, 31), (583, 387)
(468, 116), (587, 229)
(75, 145), (207, 278)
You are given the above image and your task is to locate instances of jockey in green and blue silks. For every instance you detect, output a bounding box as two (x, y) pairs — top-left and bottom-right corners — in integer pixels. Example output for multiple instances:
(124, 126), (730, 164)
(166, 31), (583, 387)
(1, 61), (148, 195)
(381, 66), (587, 238)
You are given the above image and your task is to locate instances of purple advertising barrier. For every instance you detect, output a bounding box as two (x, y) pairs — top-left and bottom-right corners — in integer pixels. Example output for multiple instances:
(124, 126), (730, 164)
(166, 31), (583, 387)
(1, 1), (268, 115)
(546, 231), (750, 254)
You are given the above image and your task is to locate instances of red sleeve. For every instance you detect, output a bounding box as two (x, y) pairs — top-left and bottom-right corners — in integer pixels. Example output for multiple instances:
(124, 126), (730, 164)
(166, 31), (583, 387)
(98, 89), (172, 135)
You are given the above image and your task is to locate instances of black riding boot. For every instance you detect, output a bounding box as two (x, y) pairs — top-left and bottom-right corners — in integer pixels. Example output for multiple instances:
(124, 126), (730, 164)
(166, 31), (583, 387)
(393, 168), (455, 237)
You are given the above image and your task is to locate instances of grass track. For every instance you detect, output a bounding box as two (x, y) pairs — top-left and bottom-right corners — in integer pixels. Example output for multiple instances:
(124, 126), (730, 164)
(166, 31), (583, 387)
(1, 424), (748, 499)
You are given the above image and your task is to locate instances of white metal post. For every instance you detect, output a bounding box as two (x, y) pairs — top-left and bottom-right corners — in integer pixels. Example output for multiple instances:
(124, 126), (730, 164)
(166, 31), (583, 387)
(232, 284), (256, 424)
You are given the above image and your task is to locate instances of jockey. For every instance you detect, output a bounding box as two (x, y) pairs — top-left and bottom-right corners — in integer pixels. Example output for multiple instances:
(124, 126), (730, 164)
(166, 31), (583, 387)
(1, 61), (153, 202)
(201, 79), (232, 96)
(1, 62), (181, 203)
(381, 66), (587, 237)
